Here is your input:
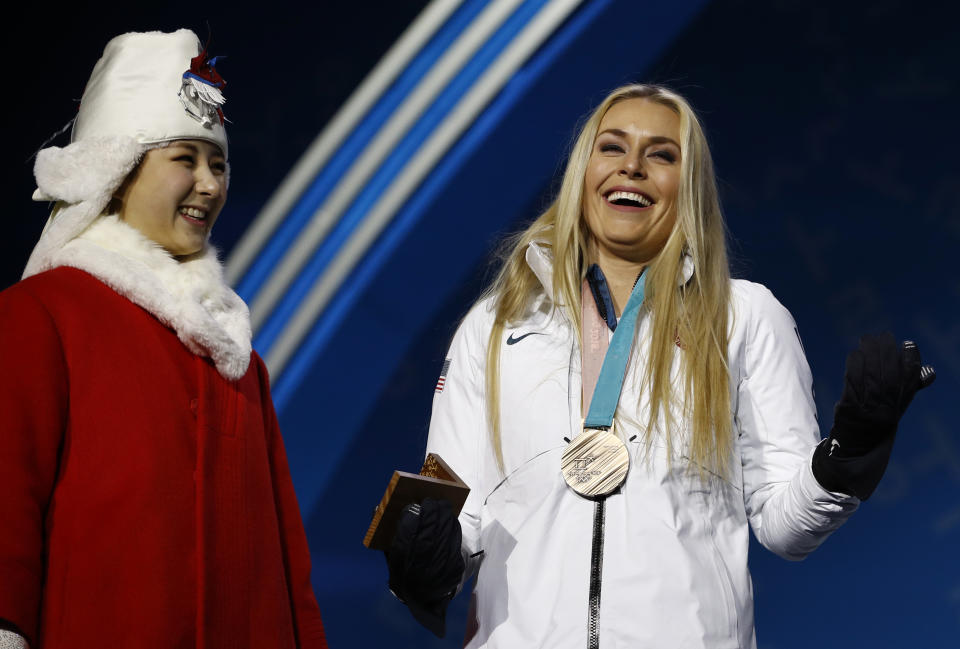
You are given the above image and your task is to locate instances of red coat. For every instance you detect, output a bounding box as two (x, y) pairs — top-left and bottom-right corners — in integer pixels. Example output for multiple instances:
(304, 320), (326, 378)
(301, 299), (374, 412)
(0, 267), (327, 648)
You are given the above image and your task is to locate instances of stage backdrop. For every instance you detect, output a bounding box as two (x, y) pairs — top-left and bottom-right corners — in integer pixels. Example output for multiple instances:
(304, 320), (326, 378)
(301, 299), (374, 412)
(5, 1), (957, 647)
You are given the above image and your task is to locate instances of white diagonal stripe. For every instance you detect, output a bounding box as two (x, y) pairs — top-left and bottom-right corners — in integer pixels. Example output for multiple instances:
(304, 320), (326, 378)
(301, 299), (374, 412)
(266, 0), (584, 377)
(248, 0), (524, 330)
(225, 0), (464, 285)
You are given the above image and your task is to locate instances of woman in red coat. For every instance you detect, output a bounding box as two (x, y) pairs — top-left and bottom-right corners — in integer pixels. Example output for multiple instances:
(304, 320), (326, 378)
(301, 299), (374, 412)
(0, 30), (327, 649)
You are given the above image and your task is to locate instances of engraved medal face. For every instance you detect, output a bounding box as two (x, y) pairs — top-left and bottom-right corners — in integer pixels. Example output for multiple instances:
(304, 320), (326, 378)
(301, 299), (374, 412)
(561, 428), (629, 498)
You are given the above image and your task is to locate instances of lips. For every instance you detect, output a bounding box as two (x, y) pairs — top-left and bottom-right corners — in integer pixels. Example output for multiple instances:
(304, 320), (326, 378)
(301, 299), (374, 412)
(179, 206), (209, 225)
(603, 187), (655, 211)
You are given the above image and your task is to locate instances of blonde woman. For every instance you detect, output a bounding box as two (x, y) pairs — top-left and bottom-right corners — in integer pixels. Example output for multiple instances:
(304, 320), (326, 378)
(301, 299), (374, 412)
(385, 84), (932, 648)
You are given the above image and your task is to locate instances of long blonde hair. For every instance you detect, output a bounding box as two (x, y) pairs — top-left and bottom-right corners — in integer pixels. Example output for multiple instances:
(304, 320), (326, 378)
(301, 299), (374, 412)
(482, 84), (732, 477)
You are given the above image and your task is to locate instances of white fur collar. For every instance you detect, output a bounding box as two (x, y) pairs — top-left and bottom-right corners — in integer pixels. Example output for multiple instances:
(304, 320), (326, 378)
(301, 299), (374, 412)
(52, 215), (252, 380)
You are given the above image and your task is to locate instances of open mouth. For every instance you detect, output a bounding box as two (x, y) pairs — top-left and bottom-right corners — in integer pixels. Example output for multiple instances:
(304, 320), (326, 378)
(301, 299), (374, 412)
(604, 189), (654, 209)
(179, 206), (208, 225)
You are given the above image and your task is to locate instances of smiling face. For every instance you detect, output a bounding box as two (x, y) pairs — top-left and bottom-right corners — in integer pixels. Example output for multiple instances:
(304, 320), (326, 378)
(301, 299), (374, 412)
(116, 140), (227, 258)
(582, 98), (682, 267)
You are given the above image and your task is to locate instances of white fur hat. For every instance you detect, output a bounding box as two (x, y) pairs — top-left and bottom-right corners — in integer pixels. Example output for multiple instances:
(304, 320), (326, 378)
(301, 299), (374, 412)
(25, 29), (228, 279)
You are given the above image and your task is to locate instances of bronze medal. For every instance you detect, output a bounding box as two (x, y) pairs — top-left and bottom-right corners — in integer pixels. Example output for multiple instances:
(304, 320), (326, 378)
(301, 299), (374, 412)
(561, 427), (629, 498)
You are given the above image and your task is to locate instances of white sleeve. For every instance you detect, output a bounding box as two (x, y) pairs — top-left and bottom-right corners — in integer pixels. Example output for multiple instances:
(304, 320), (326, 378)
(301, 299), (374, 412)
(425, 302), (495, 582)
(735, 283), (859, 561)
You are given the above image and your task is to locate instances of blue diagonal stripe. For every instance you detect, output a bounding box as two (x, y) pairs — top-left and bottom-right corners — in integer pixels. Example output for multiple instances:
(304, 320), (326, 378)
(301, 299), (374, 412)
(271, 0), (610, 410)
(254, 0), (551, 358)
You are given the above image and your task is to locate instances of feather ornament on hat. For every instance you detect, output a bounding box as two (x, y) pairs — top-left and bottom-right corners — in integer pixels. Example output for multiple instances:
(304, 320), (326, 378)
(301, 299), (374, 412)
(24, 29), (228, 279)
(180, 44), (228, 127)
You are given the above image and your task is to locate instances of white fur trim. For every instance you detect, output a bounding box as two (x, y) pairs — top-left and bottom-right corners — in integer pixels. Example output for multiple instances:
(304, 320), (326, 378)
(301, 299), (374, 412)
(34, 136), (142, 204)
(24, 136), (146, 279)
(0, 628), (28, 649)
(52, 216), (251, 379)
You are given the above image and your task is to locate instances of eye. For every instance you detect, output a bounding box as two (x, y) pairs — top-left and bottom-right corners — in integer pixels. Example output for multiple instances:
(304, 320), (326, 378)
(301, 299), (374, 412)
(649, 150), (677, 163)
(599, 143), (625, 154)
(174, 154), (196, 165)
(210, 161), (227, 174)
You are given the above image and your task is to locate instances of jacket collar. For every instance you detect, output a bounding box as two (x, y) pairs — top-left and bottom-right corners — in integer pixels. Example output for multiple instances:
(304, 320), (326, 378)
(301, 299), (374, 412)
(524, 240), (696, 309)
(524, 241), (556, 304)
(51, 215), (252, 380)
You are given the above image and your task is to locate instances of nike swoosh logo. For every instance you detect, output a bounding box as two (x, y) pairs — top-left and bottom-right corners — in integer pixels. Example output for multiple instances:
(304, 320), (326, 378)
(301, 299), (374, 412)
(506, 331), (545, 345)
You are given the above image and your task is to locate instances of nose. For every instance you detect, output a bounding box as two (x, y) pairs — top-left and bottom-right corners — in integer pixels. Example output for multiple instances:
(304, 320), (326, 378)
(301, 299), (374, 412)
(194, 163), (223, 198)
(618, 152), (646, 179)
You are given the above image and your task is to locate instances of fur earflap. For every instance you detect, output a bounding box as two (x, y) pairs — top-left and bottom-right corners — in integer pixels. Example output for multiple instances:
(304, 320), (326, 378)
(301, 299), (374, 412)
(24, 136), (147, 280)
(33, 136), (143, 204)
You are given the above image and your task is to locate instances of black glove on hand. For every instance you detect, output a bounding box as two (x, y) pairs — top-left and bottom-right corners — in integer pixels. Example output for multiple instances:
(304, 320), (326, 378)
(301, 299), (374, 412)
(812, 333), (936, 500)
(386, 497), (465, 638)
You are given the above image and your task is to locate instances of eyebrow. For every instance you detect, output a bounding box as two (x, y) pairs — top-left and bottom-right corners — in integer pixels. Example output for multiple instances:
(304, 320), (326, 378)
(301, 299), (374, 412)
(167, 141), (225, 158)
(597, 129), (680, 147)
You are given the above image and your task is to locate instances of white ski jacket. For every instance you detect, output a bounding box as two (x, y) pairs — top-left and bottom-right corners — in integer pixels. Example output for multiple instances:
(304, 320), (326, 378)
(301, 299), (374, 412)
(426, 244), (859, 649)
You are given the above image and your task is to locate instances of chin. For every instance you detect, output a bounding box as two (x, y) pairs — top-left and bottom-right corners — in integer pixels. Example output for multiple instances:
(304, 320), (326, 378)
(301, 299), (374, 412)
(606, 233), (653, 251)
(607, 239), (662, 261)
(164, 241), (206, 258)
(180, 245), (206, 258)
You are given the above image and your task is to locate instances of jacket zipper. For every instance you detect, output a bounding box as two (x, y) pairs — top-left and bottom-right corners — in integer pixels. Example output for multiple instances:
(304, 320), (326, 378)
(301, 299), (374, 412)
(587, 498), (606, 649)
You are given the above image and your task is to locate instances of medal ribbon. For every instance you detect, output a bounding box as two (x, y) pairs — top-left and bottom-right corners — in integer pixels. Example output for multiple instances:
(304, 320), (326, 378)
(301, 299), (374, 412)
(582, 270), (647, 429)
(580, 278), (610, 416)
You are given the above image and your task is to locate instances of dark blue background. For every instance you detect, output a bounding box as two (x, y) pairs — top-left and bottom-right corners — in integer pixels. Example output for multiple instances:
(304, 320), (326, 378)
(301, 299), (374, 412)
(4, 1), (957, 647)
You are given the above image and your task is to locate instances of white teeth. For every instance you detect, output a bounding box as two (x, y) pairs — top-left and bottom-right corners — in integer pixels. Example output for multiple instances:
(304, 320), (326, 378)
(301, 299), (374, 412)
(607, 190), (651, 207)
(180, 207), (206, 219)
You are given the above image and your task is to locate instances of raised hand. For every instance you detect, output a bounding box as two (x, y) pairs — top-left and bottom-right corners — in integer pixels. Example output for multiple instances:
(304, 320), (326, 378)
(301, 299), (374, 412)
(812, 333), (935, 500)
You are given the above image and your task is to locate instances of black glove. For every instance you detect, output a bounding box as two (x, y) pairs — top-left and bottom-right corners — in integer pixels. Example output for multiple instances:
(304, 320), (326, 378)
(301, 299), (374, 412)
(812, 333), (936, 500)
(385, 497), (465, 638)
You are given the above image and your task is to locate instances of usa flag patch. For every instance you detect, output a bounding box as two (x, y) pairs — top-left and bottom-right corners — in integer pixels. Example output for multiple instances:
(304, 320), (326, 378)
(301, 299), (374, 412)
(435, 358), (452, 393)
